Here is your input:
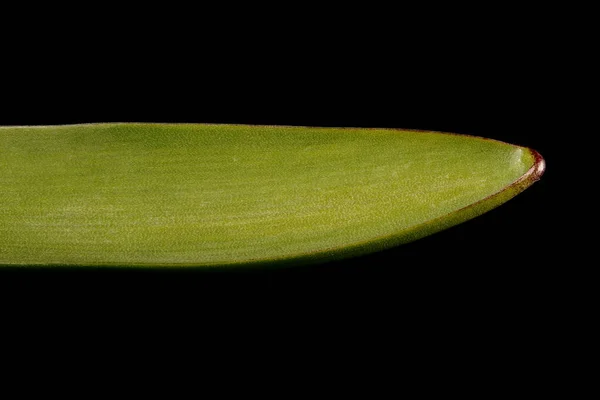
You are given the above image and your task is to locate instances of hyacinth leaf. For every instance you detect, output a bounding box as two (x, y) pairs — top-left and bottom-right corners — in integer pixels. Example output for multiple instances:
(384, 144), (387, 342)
(0, 123), (544, 268)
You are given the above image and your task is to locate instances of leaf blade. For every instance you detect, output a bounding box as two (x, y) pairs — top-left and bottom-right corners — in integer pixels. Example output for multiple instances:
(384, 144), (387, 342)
(0, 123), (544, 267)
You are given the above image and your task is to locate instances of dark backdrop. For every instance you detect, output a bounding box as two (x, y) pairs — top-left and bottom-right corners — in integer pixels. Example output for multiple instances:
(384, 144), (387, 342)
(0, 12), (578, 385)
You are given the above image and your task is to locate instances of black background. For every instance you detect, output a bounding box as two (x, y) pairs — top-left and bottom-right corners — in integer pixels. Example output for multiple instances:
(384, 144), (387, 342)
(1, 14), (573, 373)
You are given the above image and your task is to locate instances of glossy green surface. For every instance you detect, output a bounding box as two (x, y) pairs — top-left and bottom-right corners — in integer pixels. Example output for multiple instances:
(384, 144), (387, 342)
(0, 123), (543, 267)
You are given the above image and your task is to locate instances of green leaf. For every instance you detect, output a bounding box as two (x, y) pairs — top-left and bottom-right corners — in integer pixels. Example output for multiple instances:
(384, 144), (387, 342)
(0, 123), (544, 268)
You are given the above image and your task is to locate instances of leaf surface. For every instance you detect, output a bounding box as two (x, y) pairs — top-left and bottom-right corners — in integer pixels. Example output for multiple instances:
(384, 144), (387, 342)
(0, 123), (544, 267)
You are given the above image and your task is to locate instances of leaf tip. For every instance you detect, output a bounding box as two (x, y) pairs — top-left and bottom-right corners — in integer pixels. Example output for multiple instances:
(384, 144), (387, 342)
(529, 148), (546, 182)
